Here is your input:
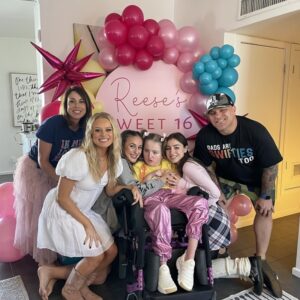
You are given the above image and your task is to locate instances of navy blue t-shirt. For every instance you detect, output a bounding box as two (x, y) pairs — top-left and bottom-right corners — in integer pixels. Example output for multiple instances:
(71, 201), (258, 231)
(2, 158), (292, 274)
(194, 116), (283, 188)
(28, 115), (84, 168)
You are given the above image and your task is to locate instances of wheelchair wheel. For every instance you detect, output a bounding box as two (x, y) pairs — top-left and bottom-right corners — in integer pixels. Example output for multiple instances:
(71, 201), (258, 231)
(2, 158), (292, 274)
(144, 250), (160, 292)
(195, 248), (208, 285)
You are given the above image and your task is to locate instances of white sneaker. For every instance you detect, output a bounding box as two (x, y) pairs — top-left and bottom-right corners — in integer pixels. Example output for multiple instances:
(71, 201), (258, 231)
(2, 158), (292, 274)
(158, 264), (177, 294)
(176, 253), (195, 291)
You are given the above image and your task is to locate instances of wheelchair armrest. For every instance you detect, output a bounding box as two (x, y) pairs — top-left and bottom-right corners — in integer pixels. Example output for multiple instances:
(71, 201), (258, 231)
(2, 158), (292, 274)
(187, 186), (209, 200)
(112, 188), (134, 210)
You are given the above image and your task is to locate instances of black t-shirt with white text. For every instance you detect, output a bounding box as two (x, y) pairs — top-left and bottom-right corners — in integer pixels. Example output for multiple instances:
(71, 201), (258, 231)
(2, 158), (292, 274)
(194, 116), (282, 188)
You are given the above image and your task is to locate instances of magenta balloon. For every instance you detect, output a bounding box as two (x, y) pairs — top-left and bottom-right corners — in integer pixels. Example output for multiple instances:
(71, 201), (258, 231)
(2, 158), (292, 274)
(163, 47), (179, 64)
(180, 71), (198, 94)
(231, 194), (253, 217)
(0, 182), (15, 217)
(0, 216), (24, 262)
(104, 19), (128, 46)
(143, 19), (160, 35)
(97, 27), (114, 50)
(127, 25), (150, 49)
(135, 50), (153, 70)
(98, 47), (118, 71)
(230, 224), (238, 244)
(158, 19), (178, 48)
(40, 100), (60, 123)
(115, 43), (136, 66)
(177, 52), (196, 73)
(177, 26), (200, 53)
(189, 92), (208, 116)
(146, 35), (164, 58)
(104, 13), (121, 24)
(122, 5), (144, 27)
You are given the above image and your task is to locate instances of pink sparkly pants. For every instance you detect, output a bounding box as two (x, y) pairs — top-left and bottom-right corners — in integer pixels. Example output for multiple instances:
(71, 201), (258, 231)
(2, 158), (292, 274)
(144, 189), (209, 262)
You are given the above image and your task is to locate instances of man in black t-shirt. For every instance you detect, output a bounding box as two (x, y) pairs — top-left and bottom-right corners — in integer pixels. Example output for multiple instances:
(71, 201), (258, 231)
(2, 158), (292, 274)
(194, 93), (283, 297)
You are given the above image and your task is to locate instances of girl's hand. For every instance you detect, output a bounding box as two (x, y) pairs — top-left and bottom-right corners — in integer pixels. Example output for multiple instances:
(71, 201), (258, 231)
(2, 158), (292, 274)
(166, 172), (181, 187)
(130, 185), (143, 208)
(83, 222), (102, 249)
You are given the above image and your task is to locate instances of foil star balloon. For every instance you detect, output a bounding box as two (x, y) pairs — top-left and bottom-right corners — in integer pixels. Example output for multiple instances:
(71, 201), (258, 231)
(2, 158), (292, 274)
(31, 40), (104, 101)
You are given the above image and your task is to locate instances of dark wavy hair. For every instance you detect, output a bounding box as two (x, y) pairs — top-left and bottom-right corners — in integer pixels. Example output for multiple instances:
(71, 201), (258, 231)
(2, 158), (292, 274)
(61, 85), (92, 128)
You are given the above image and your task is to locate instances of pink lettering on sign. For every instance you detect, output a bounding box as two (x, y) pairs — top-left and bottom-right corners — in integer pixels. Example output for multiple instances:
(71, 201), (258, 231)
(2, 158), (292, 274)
(96, 61), (200, 137)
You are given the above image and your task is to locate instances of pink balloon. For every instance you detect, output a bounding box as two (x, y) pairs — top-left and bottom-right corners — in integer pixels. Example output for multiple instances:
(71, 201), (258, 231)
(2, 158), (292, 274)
(97, 27), (114, 50)
(180, 71), (197, 94)
(0, 216), (24, 262)
(104, 19), (128, 46)
(98, 47), (118, 71)
(163, 47), (179, 64)
(192, 46), (205, 60)
(158, 19), (178, 48)
(104, 13), (121, 24)
(177, 26), (200, 52)
(115, 43), (136, 66)
(143, 19), (159, 35)
(135, 50), (153, 70)
(122, 5), (144, 27)
(128, 25), (150, 49)
(177, 52), (196, 73)
(230, 194), (253, 217)
(146, 35), (164, 58)
(188, 92), (208, 116)
(230, 224), (238, 244)
(0, 182), (15, 217)
(40, 100), (61, 123)
(227, 206), (239, 224)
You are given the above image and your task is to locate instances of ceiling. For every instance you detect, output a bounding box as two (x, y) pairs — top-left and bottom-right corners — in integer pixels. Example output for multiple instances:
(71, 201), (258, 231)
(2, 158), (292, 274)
(0, 0), (300, 44)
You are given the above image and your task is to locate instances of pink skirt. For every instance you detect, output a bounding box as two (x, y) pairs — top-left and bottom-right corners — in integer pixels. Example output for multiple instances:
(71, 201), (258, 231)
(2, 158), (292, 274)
(13, 155), (57, 264)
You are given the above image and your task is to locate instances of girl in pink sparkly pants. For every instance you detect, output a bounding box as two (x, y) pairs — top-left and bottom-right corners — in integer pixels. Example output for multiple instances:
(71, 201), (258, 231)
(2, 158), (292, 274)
(133, 133), (209, 295)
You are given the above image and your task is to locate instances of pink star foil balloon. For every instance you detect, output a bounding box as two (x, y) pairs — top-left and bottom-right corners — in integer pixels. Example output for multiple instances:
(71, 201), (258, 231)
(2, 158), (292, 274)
(31, 40), (104, 101)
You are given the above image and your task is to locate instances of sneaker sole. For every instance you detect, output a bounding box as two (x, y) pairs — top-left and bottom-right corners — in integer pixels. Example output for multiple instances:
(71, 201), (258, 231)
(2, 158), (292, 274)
(157, 286), (177, 294)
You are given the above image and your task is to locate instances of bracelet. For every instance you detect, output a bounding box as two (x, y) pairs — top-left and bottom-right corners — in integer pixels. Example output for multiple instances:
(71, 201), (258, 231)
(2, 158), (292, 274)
(259, 193), (271, 200)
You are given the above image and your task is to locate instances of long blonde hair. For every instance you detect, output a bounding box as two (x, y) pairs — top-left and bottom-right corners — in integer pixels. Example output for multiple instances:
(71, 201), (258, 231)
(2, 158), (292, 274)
(80, 112), (121, 184)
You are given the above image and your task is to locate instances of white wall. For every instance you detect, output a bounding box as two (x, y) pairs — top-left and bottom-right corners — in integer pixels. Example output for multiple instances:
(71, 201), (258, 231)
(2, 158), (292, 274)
(37, 0), (175, 104)
(0, 37), (37, 174)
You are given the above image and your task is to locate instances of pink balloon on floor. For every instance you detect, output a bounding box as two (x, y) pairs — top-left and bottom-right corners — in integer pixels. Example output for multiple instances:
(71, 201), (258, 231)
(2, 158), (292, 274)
(231, 194), (253, 217)
(40, 100), (61, 123)
(230, 224), (238, 244)
(0, 216), (24, 262)
(227, 206), (239, 224)
(0, 182), (15, 217)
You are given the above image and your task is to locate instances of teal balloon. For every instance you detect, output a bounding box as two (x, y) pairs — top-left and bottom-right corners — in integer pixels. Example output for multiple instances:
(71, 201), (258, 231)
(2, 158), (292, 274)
(205, 60), (218, 74)
(218, 67), (238, 87)
(200, 79), (218, 95)
(211, 67), (222, 79)
(216, 87), (236, 103)
(210, 47), (220, 59)
(228, 54), (241, 68)
(200, 54), (212, 64)
(192, 61), (205, 79)
(199, 72), (212, 85)
(220, 44), (234, 59)
(217, 58), (227, 69)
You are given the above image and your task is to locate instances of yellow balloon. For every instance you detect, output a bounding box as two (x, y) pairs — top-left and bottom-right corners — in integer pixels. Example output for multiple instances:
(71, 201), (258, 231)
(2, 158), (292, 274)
(84, 88), (103, 114)
(81, 59), (106, 97)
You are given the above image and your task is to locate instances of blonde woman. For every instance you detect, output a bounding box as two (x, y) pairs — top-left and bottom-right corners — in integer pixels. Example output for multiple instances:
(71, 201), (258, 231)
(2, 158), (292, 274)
(37, 112), (141, 300)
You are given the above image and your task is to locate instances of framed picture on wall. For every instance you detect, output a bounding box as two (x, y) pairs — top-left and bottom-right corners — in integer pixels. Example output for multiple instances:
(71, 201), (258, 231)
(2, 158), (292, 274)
(10, 73), (41, 127)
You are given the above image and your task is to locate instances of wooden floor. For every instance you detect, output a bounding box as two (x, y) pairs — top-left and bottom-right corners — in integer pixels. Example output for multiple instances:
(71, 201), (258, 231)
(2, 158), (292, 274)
(0, 174), (299, 299)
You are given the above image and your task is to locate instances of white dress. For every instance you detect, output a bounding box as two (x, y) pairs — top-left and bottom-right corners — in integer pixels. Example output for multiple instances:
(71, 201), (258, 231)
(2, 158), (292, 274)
(37, 148), (123, 258)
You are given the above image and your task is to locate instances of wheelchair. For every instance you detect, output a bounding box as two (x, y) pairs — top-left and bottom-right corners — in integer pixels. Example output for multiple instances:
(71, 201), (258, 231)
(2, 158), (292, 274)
(112, 187), (216, 300)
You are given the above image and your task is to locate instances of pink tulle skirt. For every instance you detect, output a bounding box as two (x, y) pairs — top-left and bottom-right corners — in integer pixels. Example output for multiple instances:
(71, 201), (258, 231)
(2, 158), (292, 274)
(13, 155), (57, 265)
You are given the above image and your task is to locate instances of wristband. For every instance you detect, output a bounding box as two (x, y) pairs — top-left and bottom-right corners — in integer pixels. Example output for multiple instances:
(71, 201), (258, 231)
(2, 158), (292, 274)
(259, 194), (271, 200)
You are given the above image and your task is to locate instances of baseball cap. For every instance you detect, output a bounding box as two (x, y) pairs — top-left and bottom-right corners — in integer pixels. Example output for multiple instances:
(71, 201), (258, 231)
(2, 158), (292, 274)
(206, 93), (234, 113)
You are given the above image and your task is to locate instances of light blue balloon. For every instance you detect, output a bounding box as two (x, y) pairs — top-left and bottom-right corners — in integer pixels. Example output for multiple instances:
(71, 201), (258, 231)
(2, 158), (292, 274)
(205, 60), (218, 74)
(216, 87), (236, 103)
(227, 54), (241, 68)
(210, 47), (220, 59)
(192, 61), (205, 80)
(220, 44), (234, 59)
(200, 80), (218, 95)
(199, 72), (212, 85)
(200, 54), (212, 64)
(211, 67), (222, 79)
(218, 67), (238, 87)
(217, 58), (227, 69)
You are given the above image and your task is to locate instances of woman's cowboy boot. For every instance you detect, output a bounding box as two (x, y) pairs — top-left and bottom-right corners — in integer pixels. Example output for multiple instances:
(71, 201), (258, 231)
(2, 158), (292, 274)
(80, 285), (103, 300)
(62, 268), (85, 300)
